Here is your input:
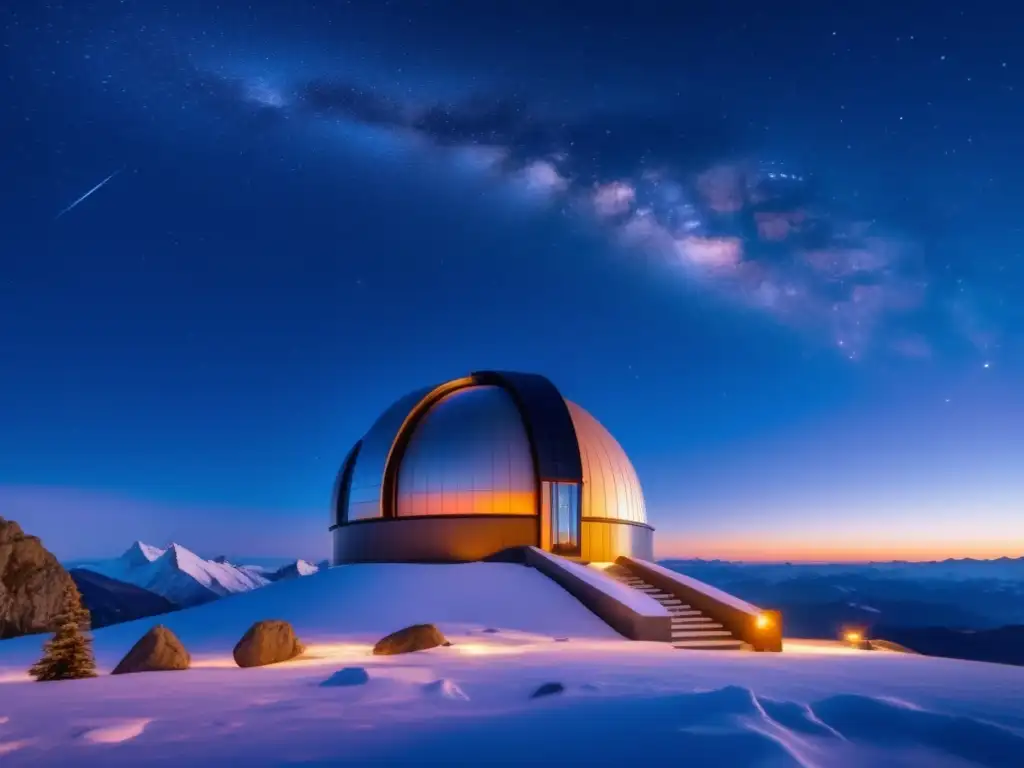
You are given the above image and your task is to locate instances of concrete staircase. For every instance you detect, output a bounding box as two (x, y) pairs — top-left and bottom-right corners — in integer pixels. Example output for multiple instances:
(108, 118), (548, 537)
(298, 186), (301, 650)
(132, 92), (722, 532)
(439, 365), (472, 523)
(604, 564), (746, 650)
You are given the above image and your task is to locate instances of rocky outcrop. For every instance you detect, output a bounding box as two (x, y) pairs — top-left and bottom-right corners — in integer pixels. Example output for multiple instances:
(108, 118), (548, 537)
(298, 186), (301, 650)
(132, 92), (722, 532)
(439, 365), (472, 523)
(233, 620), (305, 668)
(0, 517), (79, 640)
(112, 625), (191, 674)
(372, 624), (450, 656)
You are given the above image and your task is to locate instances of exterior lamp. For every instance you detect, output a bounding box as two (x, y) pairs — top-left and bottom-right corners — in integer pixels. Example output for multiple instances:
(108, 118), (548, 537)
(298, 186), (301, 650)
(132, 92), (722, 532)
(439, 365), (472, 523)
(842, 628), (870, 649)
(755, 614), (772, 630)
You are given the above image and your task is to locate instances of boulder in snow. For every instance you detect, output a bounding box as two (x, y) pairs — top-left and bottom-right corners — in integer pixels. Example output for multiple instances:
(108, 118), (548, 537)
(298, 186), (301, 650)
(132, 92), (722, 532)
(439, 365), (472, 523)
(372, 623), (450, 656)
(112, 625), (190, 674)
(233, 619), (305, 668)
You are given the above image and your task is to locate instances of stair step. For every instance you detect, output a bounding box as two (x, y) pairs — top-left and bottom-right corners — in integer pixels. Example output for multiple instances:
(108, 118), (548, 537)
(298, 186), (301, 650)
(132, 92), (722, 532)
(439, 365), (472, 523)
(672, 639), (745, 650)
(671, 618), (720, 627)
(668, 609), (699, 616)
(671, 629), (733, 639)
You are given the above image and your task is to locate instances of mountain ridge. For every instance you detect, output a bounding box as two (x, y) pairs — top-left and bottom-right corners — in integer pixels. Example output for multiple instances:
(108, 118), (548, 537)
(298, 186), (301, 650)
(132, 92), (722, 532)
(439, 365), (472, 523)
(77, 541), (270, 607)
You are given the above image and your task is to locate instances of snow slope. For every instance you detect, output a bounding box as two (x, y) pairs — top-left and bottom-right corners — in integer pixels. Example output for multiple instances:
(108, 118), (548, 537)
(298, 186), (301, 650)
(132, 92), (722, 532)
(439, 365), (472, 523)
(80, 542), (269, 606)
(0, 562), (617, 672)
(1, 563), (1022, 767)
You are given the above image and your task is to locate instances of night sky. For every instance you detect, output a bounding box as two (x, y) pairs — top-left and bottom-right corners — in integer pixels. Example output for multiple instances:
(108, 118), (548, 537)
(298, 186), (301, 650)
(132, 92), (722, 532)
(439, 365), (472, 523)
(2, 1), (1022, 562)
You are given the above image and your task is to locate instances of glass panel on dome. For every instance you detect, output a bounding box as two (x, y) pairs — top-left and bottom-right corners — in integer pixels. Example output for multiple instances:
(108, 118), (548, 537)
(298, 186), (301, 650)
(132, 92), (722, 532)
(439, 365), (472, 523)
(395, 386), (537, 517)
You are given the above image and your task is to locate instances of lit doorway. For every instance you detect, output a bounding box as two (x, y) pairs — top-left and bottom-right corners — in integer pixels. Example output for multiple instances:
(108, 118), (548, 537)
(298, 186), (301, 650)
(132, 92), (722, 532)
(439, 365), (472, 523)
(549, 482), (580, 556)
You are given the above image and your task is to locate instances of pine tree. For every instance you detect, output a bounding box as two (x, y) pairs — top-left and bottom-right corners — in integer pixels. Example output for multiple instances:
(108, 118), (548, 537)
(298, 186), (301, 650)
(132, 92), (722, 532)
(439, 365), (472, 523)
(29, 578), (98, 682)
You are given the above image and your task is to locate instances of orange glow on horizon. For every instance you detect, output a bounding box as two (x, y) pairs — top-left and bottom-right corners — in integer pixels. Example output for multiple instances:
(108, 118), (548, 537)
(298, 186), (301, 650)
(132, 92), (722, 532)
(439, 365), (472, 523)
(655, 533), (1024, 563)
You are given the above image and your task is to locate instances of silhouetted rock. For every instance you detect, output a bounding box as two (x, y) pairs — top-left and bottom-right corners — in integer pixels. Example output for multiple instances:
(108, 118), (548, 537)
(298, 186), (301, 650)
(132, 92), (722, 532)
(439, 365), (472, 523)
(372, 623), (449, 655)
(70, 569), (177, 629)
(112, 625), (190, 674)
(0, 517), (79, 640)
(531, 682), (565, 698)
(233, 620), (305, 668)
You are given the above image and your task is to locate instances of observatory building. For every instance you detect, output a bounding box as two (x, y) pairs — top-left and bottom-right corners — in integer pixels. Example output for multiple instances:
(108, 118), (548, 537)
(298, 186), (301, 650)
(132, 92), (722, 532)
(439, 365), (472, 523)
(330, 371), (654, 564)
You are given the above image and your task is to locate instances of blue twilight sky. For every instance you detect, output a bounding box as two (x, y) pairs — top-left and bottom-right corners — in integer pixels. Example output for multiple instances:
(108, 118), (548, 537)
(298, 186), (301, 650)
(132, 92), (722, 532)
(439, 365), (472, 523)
(1, 1), (1022, 562)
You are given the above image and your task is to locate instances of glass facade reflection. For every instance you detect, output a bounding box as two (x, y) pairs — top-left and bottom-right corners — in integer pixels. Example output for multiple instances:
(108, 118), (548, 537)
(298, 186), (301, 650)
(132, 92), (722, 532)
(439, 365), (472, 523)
(550, 482), (580, 554)
(346, 386), (434, 521)
(332, 440), (362, 527)
(566, 401), (647, 524)
(395, 385), (537, 517)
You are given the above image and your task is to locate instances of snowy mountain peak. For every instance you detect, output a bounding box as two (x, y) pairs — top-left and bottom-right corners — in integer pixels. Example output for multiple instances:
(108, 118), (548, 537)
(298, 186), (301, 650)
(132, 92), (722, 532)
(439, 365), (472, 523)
(86, 541), (271, 607)
(161, 542), (199, 568)
(120, 540), (165, 567)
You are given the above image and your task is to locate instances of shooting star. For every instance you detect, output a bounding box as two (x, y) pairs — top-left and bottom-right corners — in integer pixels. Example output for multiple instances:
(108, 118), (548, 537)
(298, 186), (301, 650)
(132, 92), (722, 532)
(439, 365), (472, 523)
(55, 167), (124, 220)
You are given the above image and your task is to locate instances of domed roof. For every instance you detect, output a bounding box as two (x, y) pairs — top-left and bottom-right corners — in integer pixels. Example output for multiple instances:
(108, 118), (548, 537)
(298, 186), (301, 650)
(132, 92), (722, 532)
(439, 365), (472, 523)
(333, 372), (646, 528)
(566, 401), (647, 524)
(395, 385), (536, 517)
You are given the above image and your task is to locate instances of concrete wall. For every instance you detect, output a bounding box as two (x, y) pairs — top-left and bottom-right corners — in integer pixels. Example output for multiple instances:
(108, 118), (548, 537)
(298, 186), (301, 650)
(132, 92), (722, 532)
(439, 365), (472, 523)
(333, 516), (654, 564)
(526, 548), (671, 642)
(619, 557), (783, 652)
(332, 516), (537, 564)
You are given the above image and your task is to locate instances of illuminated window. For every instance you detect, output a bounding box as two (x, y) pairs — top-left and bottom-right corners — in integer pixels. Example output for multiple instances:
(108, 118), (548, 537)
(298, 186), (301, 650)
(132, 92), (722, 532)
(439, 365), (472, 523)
(550, 482), (580, 555)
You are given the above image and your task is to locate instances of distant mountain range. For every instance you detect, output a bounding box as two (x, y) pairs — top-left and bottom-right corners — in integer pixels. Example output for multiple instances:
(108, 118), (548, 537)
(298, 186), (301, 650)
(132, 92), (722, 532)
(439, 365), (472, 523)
(78, 541), (271, 606)
(662, 558), (1024, 666)
(872, 624), (1024, 667)
(69, 568), (178, 629)
(253, 559), (323, 581)
(68, 542), (325, 628)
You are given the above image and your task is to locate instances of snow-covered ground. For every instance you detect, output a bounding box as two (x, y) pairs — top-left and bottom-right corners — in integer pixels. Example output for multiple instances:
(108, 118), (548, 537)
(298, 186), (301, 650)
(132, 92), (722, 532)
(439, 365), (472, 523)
(2, 563), (1023, 767)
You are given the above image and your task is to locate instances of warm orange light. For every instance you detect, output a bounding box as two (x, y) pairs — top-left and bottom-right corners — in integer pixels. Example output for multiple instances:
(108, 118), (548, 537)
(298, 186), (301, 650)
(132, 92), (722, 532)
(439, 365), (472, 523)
(755, 614), (772, 630)
(656, 533), (1023, 563)
(844, 631), (863, 644)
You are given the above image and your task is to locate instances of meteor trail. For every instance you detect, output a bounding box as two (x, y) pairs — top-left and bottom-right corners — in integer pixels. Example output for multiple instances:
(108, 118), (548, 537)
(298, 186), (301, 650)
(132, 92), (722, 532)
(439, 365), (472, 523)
(55, 168), (124, 219)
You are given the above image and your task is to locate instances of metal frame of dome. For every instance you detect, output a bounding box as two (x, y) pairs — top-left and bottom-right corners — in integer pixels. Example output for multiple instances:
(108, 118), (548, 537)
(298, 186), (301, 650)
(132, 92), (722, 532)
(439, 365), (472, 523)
(330, 371), (654, 564)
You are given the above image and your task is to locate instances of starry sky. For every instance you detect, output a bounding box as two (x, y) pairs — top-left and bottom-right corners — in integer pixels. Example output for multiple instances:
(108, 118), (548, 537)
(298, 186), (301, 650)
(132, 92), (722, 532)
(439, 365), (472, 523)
(2, 1), (1022, 563)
